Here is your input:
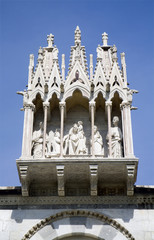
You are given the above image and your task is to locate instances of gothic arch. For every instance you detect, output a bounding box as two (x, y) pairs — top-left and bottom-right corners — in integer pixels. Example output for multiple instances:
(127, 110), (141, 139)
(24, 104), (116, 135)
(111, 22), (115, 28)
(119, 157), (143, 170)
(31, 89), (44, 102)
(109, 88), (126, 102)
(64, 86), (90, 101)
(94, 89), (106, 101)
(22, 210), (135, 240)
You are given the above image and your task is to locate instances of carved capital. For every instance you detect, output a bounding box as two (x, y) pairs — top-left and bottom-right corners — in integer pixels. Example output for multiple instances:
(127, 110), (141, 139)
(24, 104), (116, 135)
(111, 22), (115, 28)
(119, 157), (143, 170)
(56, 165), (65, 196)
(59, 101), (66, 109)
(89, 101), (96, 108)
(23, 103), (35, 111)
(126, 164), (135, 196)
(120, 101), (131, 110)
(89, 165), (98, 196)
(105, 101), (112, 108)
(43, 102), (49, 109)
(19, 165), (29, 196)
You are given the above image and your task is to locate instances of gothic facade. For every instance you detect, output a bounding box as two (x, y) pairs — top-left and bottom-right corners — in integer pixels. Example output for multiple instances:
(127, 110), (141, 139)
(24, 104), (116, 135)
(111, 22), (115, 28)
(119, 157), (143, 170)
(0, 27), (153, 240)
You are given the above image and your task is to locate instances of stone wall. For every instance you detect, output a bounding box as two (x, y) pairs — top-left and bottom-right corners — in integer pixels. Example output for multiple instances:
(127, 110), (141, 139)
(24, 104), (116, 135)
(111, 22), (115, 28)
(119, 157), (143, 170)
(0, 207), (154, 240)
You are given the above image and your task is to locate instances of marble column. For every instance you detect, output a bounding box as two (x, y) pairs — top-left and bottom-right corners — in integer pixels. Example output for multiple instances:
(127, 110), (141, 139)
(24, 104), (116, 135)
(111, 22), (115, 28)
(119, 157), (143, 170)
(22, 103), (35, 158)
(43, 102), (49, 157)
(106, 101), (112, 157)
(90, 101), (95, 156)
(59, 102), (66, 157)
(120, 102), (134, 157)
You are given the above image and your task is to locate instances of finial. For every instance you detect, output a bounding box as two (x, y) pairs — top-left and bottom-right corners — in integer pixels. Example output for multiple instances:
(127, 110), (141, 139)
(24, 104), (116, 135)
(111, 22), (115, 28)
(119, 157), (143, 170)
(75, 26), (81, 46)
(47, 33), (54, 47)
(102, 32), (108, 46)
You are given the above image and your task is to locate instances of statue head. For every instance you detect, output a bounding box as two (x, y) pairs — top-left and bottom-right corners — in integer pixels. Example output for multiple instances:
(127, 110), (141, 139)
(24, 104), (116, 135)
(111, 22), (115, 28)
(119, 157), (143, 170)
(78, 121), (83, 126)
(112, 116), (119, 126)
(73, 124), (78, 133)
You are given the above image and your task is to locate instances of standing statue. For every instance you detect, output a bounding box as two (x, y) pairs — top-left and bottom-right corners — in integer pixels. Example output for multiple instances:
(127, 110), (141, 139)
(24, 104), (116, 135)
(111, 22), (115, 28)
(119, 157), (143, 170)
(97, 45), (102, 59)
(92, 125), (104, 155)
(32, 122), (44, 158)
(106, 116), (122, 158)
(68, 123), (79, 155)
(52, 46), (58, 59)
(53, 130), (60, 154)
(77, 121), (87, 154)
(63, 121), (87, 155)
(111, 45), (117, 59)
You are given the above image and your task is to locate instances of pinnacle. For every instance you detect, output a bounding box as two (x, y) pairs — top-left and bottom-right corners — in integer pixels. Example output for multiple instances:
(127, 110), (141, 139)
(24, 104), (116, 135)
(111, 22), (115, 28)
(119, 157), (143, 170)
(76, 26), (80, 31)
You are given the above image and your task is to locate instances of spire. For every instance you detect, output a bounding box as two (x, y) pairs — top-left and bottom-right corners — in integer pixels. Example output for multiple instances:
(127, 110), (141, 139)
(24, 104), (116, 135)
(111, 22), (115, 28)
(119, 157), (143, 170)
(75, 26), (81, 46)
(67, 26), (88, 76)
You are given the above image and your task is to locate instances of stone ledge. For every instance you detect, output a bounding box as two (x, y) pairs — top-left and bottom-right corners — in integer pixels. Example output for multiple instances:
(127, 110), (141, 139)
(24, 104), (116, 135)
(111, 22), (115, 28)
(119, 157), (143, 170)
(0, 194), (154, 208)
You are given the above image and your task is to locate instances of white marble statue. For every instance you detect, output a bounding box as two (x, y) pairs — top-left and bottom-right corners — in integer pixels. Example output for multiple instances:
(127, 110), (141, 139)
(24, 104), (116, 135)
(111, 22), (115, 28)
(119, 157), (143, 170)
(92, 125), (104, 155)
(106, 116), (122, 158)
(76, 121), (87, 154)
(63, 121), (87, 155)
(97, 45), (102, 59)
(52, 46), (58, 59)
(32, 122), (44, 158)
(46, 129), (60, 156)
(112, 45), (117, 59)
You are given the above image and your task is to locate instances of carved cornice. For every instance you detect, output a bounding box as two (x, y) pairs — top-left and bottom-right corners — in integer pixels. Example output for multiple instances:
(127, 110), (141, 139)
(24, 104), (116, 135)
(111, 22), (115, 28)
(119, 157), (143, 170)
(0, 195), (154, 207)
(21, 210), (135, 240)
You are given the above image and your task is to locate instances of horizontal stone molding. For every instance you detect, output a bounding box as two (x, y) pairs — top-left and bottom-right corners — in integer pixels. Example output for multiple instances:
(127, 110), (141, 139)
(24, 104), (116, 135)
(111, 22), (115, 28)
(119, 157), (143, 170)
(0, 195), (154, 207)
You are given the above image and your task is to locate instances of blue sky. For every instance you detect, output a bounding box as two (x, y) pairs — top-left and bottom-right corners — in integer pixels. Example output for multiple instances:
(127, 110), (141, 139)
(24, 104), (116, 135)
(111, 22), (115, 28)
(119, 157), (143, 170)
(0, 0), (153, 186)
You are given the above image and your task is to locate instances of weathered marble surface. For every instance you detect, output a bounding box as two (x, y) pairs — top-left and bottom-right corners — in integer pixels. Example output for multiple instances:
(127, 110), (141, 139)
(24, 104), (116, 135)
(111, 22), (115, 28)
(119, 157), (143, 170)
(0, 208), (154, 240)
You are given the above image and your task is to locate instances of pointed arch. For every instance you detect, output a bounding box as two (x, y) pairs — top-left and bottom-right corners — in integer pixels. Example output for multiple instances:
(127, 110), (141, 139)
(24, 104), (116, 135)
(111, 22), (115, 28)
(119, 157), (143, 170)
(30, 89), (44, 102)
(109, 88), (127, 102)
(64, 85), (90, 101)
